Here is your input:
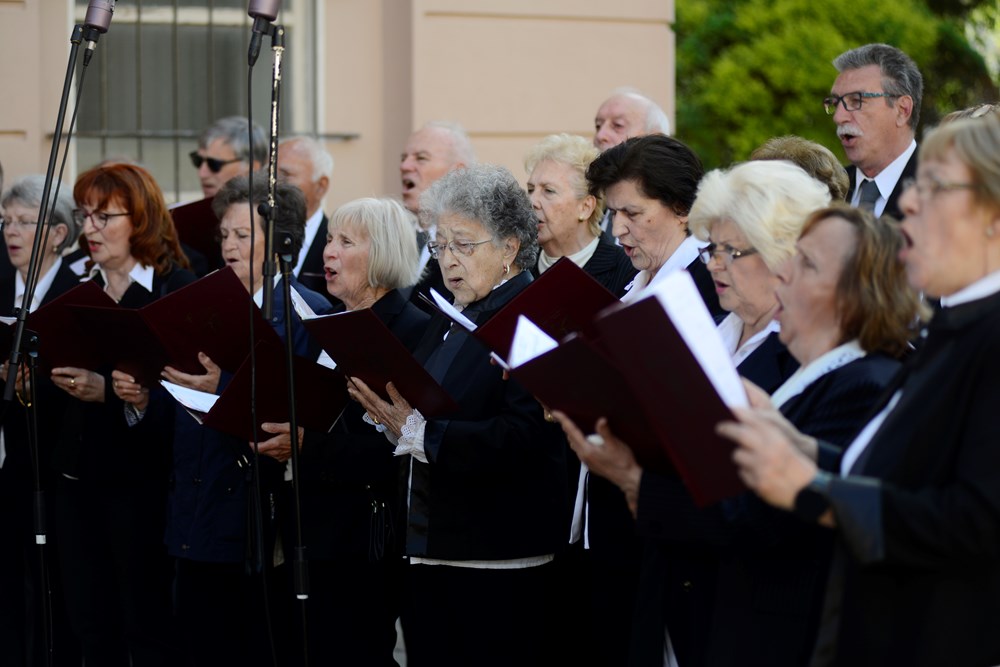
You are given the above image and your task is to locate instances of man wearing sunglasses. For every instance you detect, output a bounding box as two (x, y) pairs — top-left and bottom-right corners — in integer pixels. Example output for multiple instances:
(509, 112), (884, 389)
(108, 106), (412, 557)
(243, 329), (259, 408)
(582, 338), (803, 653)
(826, 44), (922, 220)
(191, 116), (267, 199)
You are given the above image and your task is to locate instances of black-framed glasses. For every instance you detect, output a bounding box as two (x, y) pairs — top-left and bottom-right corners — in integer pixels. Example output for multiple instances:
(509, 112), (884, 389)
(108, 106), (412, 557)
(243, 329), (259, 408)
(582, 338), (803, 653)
(73, 208), (130, 230)
(189, 151), (242, 173)
(823, 91), (898, 115)
(901, 177), (980, 199)
(427, 239), (493, 259)
(699, 242), (758, 267)
(0, 216), (41, 231)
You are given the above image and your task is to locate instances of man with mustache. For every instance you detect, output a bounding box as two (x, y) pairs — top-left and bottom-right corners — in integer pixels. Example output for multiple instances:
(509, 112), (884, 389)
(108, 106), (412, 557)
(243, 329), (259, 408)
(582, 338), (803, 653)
(827, 44), (922, 220)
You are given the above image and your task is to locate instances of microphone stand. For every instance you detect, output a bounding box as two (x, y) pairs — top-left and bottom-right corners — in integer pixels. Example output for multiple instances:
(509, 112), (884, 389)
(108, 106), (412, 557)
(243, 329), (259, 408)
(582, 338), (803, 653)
(4, 25), (94, 667)
(247, 21), (310, 664)
(262, 20), (309, 602)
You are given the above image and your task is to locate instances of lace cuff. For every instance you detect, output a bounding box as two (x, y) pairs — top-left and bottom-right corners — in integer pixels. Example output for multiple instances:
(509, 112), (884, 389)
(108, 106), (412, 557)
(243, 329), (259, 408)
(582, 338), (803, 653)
(392, 410), (427, 463)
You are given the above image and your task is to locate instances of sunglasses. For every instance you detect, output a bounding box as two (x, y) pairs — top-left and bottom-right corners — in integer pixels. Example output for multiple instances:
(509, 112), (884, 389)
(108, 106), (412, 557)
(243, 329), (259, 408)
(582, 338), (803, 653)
(189, 150), (242, 173)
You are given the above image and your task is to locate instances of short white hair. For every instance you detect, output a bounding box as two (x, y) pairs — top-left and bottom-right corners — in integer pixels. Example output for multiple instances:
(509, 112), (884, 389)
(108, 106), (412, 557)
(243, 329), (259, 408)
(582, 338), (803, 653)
(689, 160), (831, 272)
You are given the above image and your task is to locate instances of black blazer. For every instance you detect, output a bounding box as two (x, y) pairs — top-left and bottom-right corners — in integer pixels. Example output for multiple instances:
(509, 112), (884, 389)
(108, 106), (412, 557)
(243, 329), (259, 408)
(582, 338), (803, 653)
(815, 293), (1000, 667)
(406, 257), (448, 315)
(298, 289), (429, 560)
(530, 235), (638, 300)
(0, 261), (83, 491)
(404, 271), (568, 560)
(687, 257), (726, 321)
(846, 149), (917, 222)
(51, 265), (197, 485)
(630, 332), (798, 667)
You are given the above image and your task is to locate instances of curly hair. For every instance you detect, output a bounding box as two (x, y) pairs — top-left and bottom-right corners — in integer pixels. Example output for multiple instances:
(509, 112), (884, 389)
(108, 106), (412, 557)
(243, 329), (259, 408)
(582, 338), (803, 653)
(419, 164), (538, 271)
(74, 163), (189, 275)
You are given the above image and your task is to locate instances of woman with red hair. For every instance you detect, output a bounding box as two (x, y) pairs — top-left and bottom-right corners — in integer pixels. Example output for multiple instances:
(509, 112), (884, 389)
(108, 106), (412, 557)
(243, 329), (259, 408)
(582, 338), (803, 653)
(51, 163), (194, 666)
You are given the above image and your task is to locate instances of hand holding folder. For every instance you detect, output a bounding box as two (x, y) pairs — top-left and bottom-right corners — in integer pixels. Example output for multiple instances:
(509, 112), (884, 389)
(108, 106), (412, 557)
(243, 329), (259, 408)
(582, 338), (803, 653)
(509, 270), (749, 507)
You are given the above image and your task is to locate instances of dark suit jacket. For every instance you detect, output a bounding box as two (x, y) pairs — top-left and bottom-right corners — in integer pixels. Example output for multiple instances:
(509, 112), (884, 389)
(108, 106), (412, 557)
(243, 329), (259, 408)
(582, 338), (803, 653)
(406, 257), (448, 315)
(298, 289), (429, 561)
(813, 293), (1000, 667)
(166, 278), (333, 563)
(0, 261), (83, 491)
(687, 257), (726, 321)
(630, 332), (798, 667)
(846, 149), (917, 221)
(530, 235), (638, 300)
(405, 271), (568, 560)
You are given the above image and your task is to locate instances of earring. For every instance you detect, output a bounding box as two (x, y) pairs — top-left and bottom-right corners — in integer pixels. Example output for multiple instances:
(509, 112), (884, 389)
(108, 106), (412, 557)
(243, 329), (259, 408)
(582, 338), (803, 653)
(503, 263), (510, 276)
(578, 216), (585, 222)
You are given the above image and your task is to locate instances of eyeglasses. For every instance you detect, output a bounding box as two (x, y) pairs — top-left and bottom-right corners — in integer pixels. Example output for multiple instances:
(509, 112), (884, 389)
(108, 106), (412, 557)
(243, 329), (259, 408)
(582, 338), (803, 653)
(0, 216), (41, 231)
(73, 208), (130, 230)
(699, 242), (758, 267)
(901, 177), (980, 199)
(427, 238), (493, 259)
(189, 151), (242, 173)
(823, 91), (898, 115)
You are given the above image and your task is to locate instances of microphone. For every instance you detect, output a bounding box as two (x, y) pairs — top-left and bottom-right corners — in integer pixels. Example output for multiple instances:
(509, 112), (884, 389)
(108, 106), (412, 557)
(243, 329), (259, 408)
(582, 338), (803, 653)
(81, 0), (115, 63)
(247, 0), (281, 66)
(83, 0), (115, 34)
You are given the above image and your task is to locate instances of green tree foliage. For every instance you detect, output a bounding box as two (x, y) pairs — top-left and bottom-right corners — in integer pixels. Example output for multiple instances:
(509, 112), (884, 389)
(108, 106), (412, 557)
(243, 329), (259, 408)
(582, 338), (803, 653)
(675, 0), (1000, 169)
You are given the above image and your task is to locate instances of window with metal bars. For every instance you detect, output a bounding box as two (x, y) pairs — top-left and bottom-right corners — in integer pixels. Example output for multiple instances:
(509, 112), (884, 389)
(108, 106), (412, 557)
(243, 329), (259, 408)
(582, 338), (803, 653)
(74, 0), (317, 203)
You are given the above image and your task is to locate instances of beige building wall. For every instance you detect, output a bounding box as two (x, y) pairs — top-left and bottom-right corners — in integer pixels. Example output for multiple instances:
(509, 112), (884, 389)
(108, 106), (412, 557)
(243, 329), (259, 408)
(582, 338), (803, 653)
(2, 0), (675, 213)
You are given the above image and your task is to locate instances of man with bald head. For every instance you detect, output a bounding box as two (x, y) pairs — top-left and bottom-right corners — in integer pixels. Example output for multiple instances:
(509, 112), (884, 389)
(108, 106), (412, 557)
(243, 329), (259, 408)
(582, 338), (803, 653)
(277, 136), (335, 301)
(399, 121), (476, 309)
(593, 88), (671, 151)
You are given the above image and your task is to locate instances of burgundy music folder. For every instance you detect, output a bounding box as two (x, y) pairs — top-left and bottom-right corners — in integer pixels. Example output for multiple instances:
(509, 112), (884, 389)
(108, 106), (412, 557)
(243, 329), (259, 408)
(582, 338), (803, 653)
(302, 308), (458, 418)
(66, 268), (279, 385)
(198, 339), (348, 442)
(474, 258), (619, 359)
(16, 280), (114, 371)
(590, 296), (746, 506)
(170, 197), (221, 271)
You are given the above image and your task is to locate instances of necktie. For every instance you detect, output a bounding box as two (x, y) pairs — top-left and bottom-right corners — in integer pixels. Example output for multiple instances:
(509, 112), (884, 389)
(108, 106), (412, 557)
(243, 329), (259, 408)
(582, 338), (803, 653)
(858, 179), (880, 212)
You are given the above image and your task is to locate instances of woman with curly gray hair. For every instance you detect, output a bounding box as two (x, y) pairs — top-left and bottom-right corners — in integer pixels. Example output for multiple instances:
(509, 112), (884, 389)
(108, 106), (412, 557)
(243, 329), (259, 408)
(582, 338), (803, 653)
(349, 164), (567, 666)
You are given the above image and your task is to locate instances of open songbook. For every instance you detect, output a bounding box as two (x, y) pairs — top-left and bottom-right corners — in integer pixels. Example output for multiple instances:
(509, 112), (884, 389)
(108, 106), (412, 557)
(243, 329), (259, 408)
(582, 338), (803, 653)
(302, 308), (458, 417)
(420, 257), (620, 367)
(162, 338), (348, 442)
(508, 269), (748, 507)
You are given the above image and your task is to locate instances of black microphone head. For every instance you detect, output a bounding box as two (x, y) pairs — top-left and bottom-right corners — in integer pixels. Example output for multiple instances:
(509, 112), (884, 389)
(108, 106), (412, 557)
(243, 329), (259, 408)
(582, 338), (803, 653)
(84, 0), (115, 34)
(247, 0), (281, 21)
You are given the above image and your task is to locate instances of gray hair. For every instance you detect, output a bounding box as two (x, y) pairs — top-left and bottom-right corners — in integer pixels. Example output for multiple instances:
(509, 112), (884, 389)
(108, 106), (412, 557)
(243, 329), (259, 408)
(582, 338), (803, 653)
(689, 160), (831, 272)
(833, 44), (923, 129)
(212, 173), (306, 258)
(329, 197), (420, 290)
(422, 121), (477, 166)
(1, 175), (81, 254)
(419, 164), (538, 271)
(524, 133), (604, 236)
(199, 116), (268, 165)
(279, 136), (334, 182)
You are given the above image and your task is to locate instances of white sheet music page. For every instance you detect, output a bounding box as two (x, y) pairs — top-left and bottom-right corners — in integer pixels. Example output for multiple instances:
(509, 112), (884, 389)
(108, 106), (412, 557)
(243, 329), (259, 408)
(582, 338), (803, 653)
(430, 288), (477, 332)
(160, 380), (219, 421)
(508, 315), (559, 369)
(646, 270), (748, 408)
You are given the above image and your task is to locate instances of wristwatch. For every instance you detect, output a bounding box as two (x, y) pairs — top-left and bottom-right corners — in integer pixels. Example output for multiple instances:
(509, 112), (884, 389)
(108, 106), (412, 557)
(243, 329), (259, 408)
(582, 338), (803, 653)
(793, 469), (833, 522)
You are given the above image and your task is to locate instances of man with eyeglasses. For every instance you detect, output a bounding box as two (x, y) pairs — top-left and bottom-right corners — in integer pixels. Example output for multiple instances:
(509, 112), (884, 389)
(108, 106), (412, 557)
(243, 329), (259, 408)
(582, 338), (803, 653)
(826, 43), (922, 220)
